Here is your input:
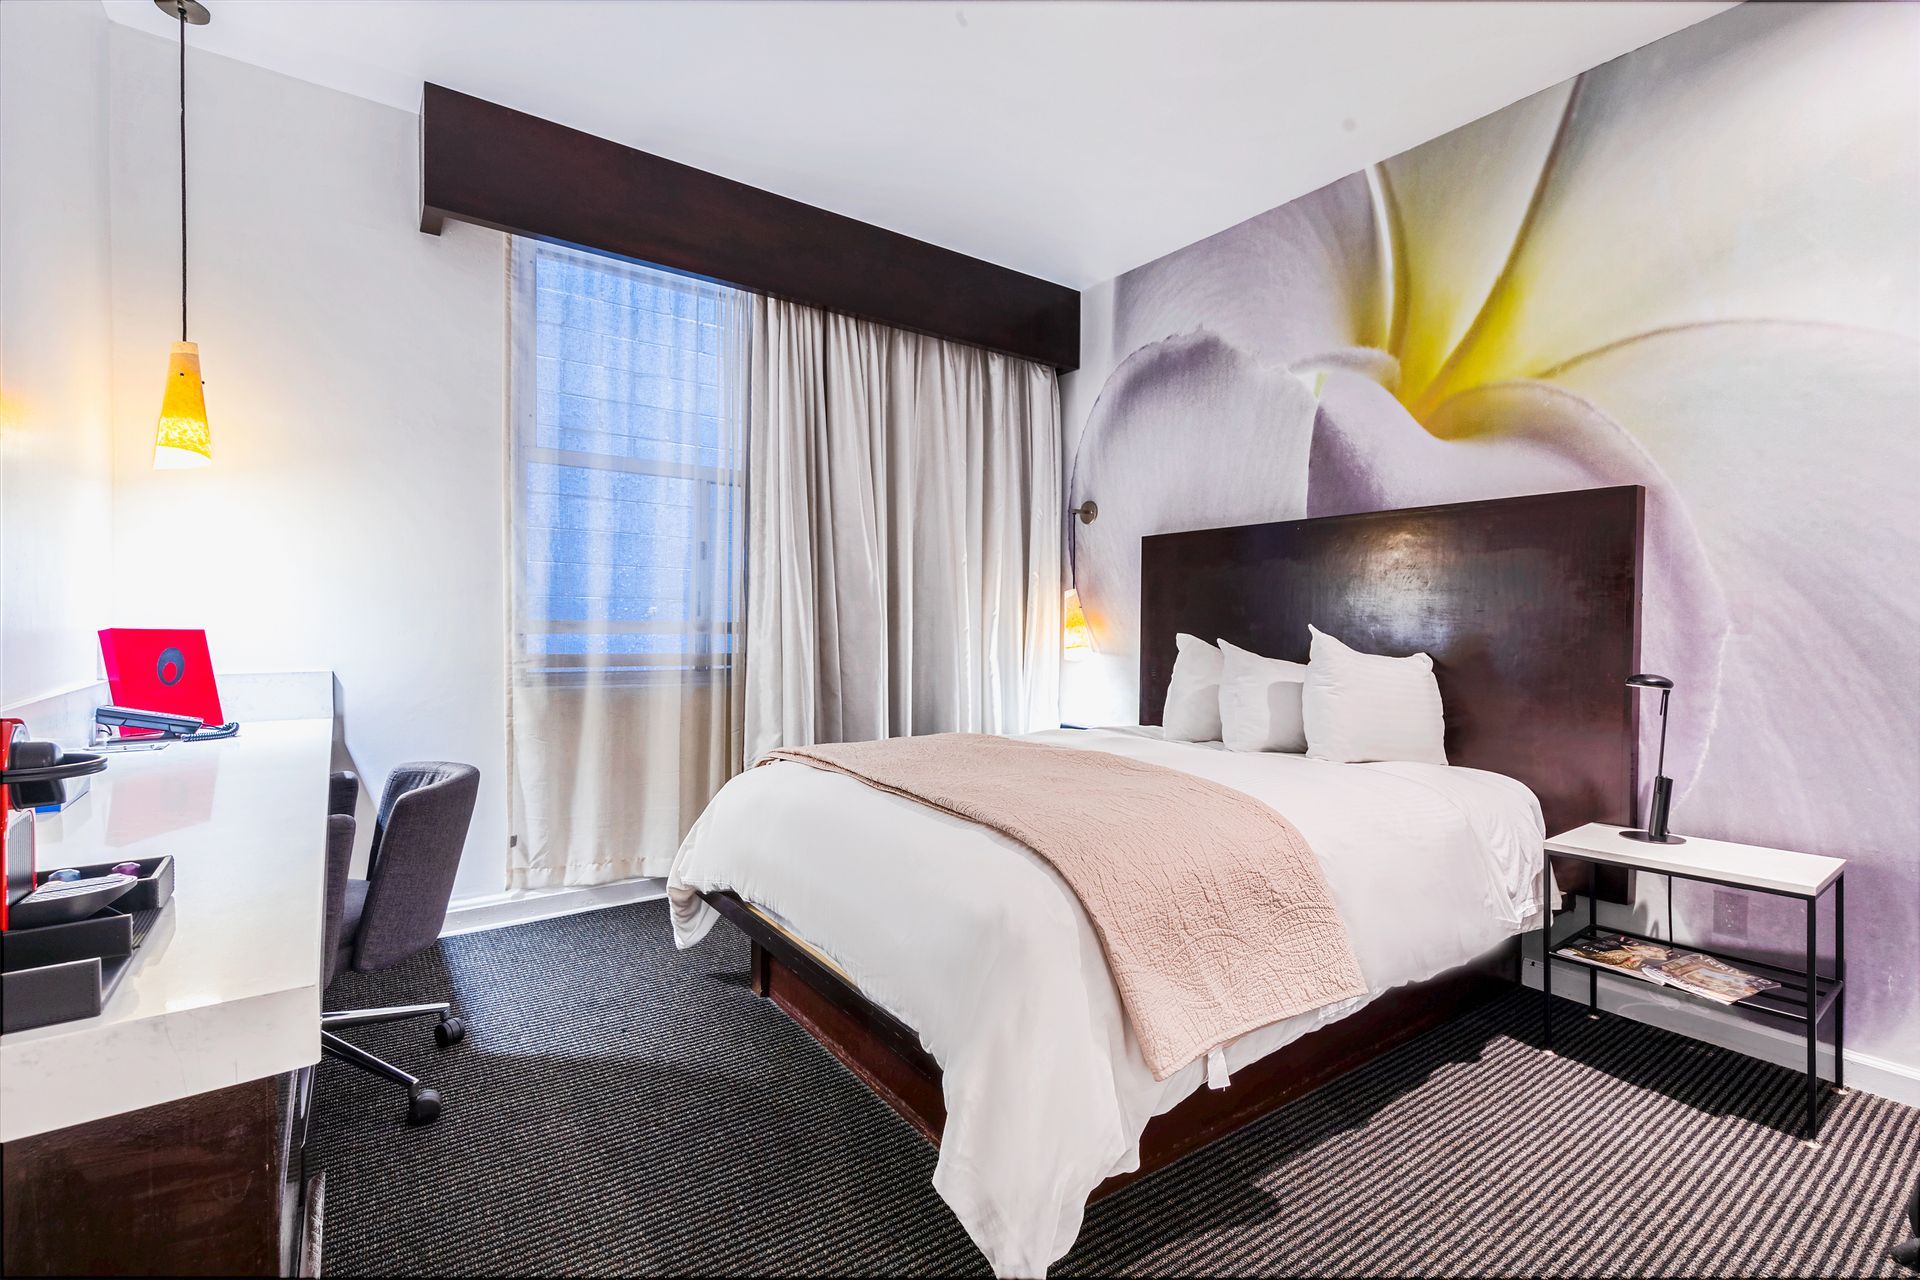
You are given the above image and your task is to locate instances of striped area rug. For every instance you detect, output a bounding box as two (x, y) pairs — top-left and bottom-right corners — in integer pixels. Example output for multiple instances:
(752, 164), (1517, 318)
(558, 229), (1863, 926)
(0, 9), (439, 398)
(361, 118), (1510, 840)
(312, 901), (1918, 1277)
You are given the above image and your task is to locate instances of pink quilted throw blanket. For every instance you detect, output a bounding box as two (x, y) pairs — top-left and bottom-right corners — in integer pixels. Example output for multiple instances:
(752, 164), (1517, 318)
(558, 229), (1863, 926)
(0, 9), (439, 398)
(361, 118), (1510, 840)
(760, 733), (1367, 1081)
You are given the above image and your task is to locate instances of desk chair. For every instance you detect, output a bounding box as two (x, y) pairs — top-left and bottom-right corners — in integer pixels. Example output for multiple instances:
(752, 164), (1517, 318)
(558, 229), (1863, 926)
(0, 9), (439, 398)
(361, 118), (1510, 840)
(322, 763), (479, 1124)
(1893, 1175), (1919, 1271)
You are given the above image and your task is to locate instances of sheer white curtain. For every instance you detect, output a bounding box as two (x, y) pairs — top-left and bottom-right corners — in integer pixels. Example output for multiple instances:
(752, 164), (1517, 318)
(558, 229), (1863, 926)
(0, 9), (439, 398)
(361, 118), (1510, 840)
(745, 296), (1063, 757)
(506, 241), (749, 887)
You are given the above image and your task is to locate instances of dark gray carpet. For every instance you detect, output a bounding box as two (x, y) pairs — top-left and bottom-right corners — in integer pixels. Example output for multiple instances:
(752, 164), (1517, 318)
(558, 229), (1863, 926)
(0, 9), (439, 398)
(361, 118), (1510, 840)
(312, 900), (1918, 1277)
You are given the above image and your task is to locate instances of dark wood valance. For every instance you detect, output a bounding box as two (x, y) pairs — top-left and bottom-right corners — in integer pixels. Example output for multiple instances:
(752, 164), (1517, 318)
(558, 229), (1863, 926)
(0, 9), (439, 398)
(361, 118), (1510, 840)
(420, 84), (1080, 370)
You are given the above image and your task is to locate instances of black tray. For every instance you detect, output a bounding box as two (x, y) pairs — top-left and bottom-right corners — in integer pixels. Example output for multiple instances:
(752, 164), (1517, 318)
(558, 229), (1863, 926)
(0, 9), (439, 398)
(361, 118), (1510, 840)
(2, 952), (138, 1033)
(1, 855), (175, 1033)
(69, 853), (175, 912)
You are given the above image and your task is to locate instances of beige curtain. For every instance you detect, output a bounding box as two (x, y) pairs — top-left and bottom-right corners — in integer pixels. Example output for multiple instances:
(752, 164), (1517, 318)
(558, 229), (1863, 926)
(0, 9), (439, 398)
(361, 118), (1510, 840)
(506, 241), (749, 887)
(745, 296), (1062, 757)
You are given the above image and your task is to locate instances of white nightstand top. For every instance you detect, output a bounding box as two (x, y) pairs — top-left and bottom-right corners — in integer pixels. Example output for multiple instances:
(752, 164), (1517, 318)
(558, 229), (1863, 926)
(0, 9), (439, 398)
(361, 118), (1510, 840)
(1546, 821), (1845, 897)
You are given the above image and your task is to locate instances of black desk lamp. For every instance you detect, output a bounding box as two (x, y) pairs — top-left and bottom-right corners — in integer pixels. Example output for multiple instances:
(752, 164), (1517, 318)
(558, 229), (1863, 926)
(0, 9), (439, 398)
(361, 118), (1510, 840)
(1622, 673), (1684, 844)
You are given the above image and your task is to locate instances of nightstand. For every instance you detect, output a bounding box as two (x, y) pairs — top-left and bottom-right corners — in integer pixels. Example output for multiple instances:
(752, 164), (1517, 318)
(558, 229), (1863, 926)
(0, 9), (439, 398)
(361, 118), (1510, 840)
(1541, 822), (1846, 1140)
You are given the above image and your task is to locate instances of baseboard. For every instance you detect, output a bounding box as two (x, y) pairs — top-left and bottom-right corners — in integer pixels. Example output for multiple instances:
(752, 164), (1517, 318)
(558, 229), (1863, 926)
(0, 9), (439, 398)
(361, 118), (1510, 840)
(1521, 954), (1920, 1109)
(442, 878), (666, 936)
(2, 679), (108, 747)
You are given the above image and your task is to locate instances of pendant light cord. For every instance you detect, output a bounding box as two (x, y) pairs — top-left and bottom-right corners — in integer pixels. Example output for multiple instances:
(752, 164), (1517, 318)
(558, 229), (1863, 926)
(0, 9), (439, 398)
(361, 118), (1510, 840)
(178, 6), (188, 343)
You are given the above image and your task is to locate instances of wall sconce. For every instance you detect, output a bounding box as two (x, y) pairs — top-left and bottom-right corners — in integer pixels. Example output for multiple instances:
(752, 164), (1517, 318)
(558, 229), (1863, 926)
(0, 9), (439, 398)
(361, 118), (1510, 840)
(1062, 588), (1092, 661)
(1064, 502), (1097, 659)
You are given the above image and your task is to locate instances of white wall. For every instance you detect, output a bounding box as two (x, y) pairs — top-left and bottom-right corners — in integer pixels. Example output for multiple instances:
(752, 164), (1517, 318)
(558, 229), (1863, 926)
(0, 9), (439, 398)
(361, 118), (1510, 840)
(103, 27), (513, 900)
(1057, 278), (1129, 727)
(1, 0), (116, 708)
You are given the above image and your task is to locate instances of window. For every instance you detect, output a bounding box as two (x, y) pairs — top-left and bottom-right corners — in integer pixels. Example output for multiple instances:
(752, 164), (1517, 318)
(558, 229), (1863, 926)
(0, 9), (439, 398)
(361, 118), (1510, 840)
(510, 242), (744, 681)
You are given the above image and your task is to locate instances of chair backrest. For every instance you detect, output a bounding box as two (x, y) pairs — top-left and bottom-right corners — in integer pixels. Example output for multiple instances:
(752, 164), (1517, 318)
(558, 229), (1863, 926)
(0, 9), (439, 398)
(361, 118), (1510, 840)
(351, 762), (479, 973)
(329, 769), (359, 819)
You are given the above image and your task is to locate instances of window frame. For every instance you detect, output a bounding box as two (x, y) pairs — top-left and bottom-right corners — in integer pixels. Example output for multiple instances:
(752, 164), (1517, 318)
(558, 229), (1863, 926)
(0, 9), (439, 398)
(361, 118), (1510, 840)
(508, 241), (742, 687)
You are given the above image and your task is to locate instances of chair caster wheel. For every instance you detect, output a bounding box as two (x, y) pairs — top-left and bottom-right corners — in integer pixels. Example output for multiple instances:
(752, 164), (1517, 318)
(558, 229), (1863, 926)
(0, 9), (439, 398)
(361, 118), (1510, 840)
(434, 1016), (466, 1048)
(407, 1085), (442, 1125)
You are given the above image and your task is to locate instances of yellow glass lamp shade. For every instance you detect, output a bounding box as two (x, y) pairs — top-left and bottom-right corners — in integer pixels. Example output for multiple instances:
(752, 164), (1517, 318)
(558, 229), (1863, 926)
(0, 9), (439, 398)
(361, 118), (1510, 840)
(153, 341), (212, 468)
(1062, 588), (1093, 661)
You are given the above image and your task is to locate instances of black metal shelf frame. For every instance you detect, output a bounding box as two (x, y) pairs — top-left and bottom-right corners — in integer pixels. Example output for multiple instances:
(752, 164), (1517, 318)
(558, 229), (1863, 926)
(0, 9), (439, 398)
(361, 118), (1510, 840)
(1540, 844), (1845, 1141)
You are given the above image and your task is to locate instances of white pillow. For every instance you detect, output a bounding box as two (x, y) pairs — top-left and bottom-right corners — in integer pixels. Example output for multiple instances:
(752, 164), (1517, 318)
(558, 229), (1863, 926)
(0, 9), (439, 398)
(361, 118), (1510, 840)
(1217, 639), (1308, 753)
(1302, 624), (1448, 765)
(1162, 633), (1224, 742)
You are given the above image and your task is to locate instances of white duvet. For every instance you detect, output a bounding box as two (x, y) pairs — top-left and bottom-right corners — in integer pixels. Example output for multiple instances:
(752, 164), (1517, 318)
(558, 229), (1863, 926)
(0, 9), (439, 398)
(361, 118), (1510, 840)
(668, 728), (1546, 1277)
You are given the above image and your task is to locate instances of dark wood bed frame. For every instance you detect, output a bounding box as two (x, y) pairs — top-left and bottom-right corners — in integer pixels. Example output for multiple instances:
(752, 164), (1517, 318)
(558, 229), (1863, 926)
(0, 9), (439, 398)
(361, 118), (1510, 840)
(705, 485), (1645, 1199)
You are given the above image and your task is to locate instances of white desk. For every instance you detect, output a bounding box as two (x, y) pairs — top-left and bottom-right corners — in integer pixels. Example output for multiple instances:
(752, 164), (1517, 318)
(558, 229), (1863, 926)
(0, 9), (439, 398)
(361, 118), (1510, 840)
(1, 717), (332, 1142)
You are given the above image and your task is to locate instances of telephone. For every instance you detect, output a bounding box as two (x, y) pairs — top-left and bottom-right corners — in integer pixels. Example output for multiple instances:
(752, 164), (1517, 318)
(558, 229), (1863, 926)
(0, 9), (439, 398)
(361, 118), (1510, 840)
(94, 705), (240, 743)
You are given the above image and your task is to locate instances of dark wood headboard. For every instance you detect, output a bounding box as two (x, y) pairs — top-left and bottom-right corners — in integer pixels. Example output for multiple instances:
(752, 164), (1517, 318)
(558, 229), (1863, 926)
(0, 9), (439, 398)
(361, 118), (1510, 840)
(1139, 486), (1643, 901)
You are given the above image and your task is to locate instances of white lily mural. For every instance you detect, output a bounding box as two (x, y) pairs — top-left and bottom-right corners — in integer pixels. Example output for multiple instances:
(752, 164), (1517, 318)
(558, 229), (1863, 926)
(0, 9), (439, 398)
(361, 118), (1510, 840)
(1068, 2), (1918, 1060)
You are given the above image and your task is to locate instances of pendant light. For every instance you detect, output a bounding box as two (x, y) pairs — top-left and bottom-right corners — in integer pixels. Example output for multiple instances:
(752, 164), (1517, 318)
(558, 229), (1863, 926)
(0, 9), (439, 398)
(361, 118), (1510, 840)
(151, 0), (213, 469)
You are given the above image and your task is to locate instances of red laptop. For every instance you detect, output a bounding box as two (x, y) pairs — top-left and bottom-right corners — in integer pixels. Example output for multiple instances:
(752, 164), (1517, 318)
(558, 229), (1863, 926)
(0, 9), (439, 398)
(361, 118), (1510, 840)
(98, 628), (226, 732)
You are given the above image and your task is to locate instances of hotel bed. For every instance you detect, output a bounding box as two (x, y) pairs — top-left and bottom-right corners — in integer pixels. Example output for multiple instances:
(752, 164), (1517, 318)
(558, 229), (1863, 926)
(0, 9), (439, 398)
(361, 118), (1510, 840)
(666, 486), (1647, 1277)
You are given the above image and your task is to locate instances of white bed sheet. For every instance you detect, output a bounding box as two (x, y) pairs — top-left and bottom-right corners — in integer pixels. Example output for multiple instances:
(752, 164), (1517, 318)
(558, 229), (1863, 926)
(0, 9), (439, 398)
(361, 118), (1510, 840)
(668, 728), (1545, 1277)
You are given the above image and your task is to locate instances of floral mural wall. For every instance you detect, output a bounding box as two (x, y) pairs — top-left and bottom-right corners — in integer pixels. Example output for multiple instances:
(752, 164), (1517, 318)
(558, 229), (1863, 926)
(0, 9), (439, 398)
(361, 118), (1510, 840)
(1061, 2), (1919, 1067)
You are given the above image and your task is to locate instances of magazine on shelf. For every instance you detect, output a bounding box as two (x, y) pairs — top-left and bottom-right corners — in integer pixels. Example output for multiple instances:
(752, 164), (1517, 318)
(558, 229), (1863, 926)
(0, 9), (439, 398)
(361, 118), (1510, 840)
(1554, 932), (1783, 1004)
(1656, 952), (1782, 1005)
(1554, 932), (1673, 984)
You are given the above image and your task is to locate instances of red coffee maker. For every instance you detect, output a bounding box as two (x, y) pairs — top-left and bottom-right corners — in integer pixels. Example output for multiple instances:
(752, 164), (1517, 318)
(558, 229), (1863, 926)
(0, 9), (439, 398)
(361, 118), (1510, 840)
(1, 719), (108, 931)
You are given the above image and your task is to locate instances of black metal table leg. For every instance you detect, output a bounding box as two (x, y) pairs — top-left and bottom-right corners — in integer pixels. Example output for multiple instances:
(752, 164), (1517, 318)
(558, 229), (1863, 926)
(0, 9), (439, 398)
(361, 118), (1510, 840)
(1588, 879), (1599, 1014)
(1804, 893), (1819, 1140)
(1542, 845), (1555, 1052)
(1835, 878), (1846, 1092)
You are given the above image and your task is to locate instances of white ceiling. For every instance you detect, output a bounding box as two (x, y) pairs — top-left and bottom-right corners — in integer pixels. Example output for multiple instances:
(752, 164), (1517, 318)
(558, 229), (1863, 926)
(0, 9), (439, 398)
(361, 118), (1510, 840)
(101, 0), (1735, 287)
